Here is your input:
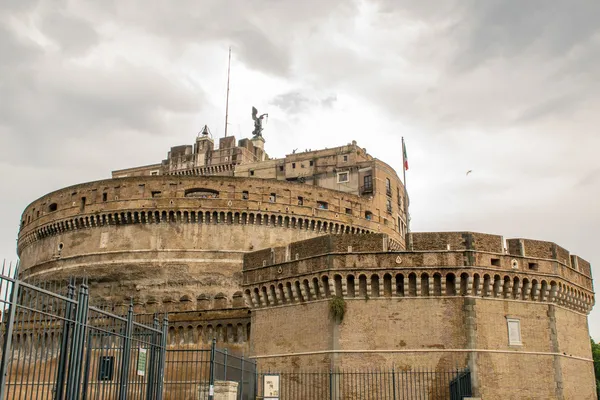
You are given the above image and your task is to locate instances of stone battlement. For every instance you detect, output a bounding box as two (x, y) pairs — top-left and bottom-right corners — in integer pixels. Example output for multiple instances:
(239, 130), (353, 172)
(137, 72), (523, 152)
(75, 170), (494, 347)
(242, 233), (594, 314)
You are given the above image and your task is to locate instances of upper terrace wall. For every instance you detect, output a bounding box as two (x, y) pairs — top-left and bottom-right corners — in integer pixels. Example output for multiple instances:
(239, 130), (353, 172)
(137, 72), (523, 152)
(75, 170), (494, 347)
(18, 175), (405, 255)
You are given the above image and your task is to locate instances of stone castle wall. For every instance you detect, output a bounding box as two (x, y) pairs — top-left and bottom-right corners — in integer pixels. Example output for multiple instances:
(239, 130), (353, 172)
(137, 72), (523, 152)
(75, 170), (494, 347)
(243, 233), (595, 399)
(17, 175), (405, 306)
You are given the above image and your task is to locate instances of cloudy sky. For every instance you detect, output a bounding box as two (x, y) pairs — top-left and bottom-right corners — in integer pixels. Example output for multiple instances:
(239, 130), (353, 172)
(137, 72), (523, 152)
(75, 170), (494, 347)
(1, 1), (599, 336)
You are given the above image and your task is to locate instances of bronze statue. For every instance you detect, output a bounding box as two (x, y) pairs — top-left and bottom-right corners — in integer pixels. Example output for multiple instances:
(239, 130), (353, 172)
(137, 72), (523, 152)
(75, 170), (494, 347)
(252, 107), (268, 138)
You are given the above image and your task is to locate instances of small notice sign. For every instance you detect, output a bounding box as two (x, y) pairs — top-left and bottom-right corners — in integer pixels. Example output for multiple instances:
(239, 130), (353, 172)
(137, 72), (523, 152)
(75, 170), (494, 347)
(137, 348), (147, 376)
(263, 374), (280, 399)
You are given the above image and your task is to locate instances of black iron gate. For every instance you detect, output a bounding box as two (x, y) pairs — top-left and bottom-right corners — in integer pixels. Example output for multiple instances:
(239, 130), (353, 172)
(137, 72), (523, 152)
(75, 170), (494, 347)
(0, 263), (167, 400)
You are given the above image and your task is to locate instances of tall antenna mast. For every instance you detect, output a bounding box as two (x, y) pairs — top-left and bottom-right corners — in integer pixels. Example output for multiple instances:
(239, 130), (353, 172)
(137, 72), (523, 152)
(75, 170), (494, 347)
(224, 46), (231, 137)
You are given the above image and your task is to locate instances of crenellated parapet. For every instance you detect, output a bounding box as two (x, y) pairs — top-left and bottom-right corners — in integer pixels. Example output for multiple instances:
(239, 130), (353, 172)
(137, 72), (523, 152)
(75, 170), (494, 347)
(242, 233), (594, 314)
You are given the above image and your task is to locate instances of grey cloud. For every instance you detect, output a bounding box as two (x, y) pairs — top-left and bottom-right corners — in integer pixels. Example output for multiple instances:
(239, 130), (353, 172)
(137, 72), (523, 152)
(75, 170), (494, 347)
(271, 92), (311, 114)
(40, 11), (99, 55)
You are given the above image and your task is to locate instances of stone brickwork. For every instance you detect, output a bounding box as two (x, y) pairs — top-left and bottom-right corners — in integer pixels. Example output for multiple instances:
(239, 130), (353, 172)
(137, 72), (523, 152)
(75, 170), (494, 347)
(244, 233), (595, 399)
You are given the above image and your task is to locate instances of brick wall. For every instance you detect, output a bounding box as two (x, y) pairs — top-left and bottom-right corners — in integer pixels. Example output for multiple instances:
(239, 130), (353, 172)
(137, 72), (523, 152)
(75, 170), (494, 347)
(410, 232), (503, 252)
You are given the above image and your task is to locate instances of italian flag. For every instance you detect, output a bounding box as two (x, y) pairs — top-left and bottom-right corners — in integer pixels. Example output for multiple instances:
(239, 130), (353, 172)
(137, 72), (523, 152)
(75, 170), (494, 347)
(403, 140), (409, 170)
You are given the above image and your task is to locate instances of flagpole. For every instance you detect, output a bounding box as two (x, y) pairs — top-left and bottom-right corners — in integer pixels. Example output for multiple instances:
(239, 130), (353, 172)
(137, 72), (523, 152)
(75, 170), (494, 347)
(224, 46), (231, 138)
(402, 137), (411, 250)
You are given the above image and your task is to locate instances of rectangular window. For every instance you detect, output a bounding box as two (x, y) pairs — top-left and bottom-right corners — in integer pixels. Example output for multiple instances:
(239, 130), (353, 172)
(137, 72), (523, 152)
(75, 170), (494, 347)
(317, 201), (328, 210)
(337, 172), (349, 183)
(386, 178), (392, 196)
(309, 160), (314, 166)
(365, 211), (372, 220)
(386, 199), (392, 213)
(491, 258), (501, 267)
(345, 208), (352, 215)
(279, 165), (284, 172)
(250, 170), (255, 176)
(150, 170), (159, 176)
(343, 155), (348, 162)
(270, 193), (276, 203)
(80, 197), (86, 212)
(507, 318), (522, 346)
(292, 163), (296, 169)
(242, 191), (249, 200)
(528, 262), (539, 271)
(362, 175), (373, 194)
(102, 193), (108, 202)
(298, 196), (304, 206)
(151, 191), (161, 198)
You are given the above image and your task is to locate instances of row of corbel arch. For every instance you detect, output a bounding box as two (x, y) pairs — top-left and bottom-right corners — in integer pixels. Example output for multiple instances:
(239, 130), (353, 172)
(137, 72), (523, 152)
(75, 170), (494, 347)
(167, 322), (251, 345)
(19, 208), (379, 253)
(244, 271), (594, 314)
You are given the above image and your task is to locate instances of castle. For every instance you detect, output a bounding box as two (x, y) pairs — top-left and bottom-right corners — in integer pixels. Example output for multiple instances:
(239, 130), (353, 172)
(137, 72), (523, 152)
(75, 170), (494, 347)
(17, 130), (596, 398)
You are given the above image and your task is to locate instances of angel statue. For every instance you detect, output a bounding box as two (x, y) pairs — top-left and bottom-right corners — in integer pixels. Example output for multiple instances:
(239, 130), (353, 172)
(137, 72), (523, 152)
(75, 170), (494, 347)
(252, 106), (268, 138)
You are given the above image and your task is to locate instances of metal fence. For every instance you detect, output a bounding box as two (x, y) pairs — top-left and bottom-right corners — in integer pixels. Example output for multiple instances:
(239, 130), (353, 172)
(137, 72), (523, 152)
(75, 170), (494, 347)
(256, 367), (472, 400)
(0, 262), (167, 400)
(163, 341), (256, 400)
(0, 261), (472, 400)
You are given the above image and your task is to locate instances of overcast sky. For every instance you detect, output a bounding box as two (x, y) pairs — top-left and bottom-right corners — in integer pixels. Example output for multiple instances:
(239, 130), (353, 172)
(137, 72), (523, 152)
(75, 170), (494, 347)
(1, 1), (599, 337)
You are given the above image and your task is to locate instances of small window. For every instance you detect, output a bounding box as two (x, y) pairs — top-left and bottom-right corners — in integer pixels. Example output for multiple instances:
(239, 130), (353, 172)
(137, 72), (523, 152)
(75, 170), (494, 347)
(269, 193), (276, 203)
(317, 201), (328, 210)
(250, 170), (255, 176)
(528, 262), (539, 271)
(309, 160), (314, 166)
(150, 170), (159, 176)
(80, 197), (86, 212)
(398, 217), (402, 231)
(242, 191), (249, 200)
(337, 172), (349, 183)
(298, 196), (304, 206)
(48, 203), (58, 212)
(386, 178), (392, 196)
(491, 258), (501, 267)
(279, 165), (284, 172)
(292, 163), (296, 169)
(151, 191), (162, 198)
(343, 155), (348, 162)
(386, 199), (392, 213)
(345, 208), (352, 215)
(365, 211), (372, 220)
(507, 318), (522, 346)
(36, 211), (40, 218)
(102, 193), (108, 202)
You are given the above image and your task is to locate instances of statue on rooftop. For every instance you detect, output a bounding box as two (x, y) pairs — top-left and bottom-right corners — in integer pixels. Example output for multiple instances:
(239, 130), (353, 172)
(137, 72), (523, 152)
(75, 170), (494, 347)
(252, 106), (268, 138)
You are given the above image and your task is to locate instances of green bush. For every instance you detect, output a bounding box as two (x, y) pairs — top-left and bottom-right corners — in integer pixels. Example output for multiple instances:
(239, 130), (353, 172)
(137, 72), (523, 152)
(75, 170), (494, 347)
(329, 296), (346, 322)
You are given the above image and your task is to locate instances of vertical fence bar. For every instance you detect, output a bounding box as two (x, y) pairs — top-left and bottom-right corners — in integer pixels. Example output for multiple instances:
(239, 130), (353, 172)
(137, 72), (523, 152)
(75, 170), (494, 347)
(118, 304), (134, 400)
(223, 348), (228, 382)
(65, 282), (90, 400)
(80, 332), (93, 400)
(208, 338), (216, 400)
(145, 315), (159, 400)
(156, 315), (168, 400)
(0, 277), (19, 400)
(239, 356), (244, 400)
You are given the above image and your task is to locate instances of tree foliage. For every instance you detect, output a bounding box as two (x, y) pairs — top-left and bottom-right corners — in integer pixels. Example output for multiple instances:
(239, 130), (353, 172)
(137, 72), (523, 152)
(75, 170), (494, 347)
(590, 338), (600, 397)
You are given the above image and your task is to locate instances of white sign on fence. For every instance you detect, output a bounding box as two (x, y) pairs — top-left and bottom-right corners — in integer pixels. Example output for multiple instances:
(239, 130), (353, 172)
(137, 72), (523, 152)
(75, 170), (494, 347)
(263, 374), (280, 399)
(137, 348), (147, 376)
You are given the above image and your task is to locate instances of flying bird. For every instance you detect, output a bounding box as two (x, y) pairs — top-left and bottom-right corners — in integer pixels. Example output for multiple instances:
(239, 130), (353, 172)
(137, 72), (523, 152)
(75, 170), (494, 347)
(466, 170), (473, 176)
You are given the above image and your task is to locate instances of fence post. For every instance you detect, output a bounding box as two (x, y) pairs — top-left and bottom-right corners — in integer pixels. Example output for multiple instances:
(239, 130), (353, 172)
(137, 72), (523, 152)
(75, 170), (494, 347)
(80, 332), (94, 400)
(155, 314), (168, 400)
(240, 356), (245, 400)
(65, 281), (90, 400)
(208, 338), (216, 400)
(329, 368), (333, 400)
(54, 279), (76, 400)
(392, 366), (397, 400)
(118, 303), (134, 400)
(145, 314), (160, 400)
(0, 277), (19, 400)
(223, 348), (228, 382)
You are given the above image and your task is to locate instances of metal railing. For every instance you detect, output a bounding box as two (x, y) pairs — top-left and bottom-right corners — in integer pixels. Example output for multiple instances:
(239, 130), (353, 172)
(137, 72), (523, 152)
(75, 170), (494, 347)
(0, 262), (167, 400)
(256, 367), (472, 400)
